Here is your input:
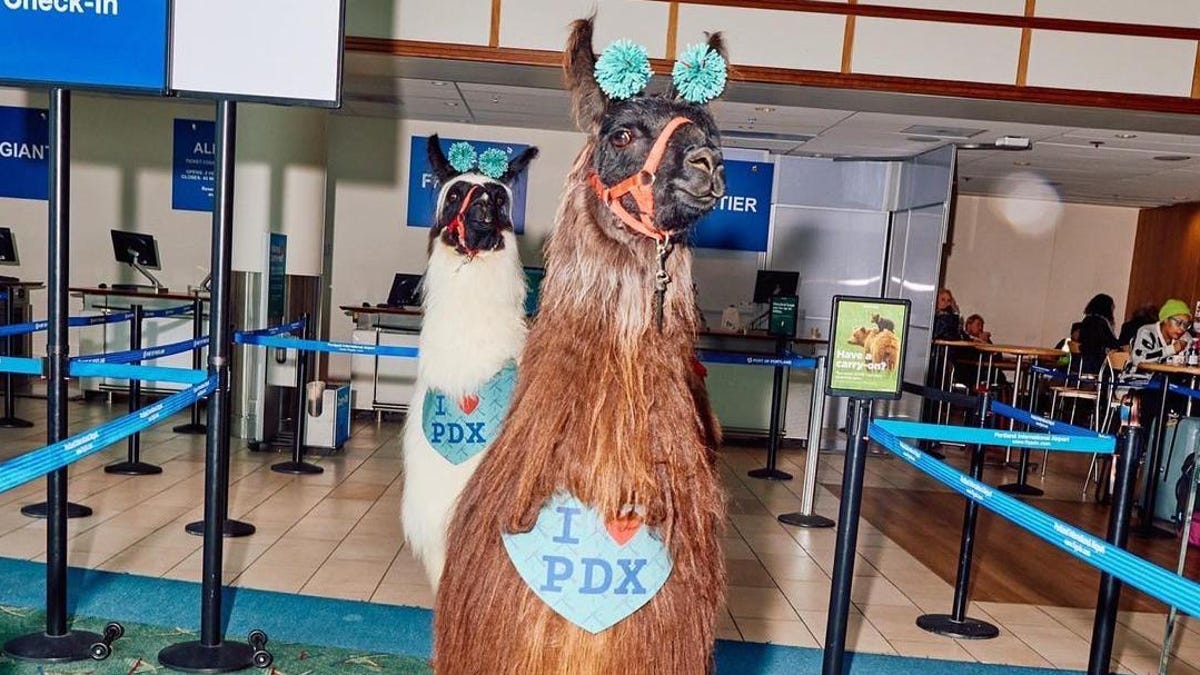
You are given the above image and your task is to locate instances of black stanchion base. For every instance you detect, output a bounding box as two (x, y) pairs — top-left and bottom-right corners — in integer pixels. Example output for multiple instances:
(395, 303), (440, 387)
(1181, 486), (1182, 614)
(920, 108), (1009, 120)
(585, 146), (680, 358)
(778, 512), (835, 528)
(185, 519), (256, 538)
(158, 640), (255, 673)
(748, 468), (793, 481)
(0, 416), (34, 429)
(916, 614), (1000, 640)
(998, 482), (1045, 497)
(3, 629), (104, 663)
(271, 461), (323, 475)
(104, 461), (162, 476)
(20, 501), (93, 519)
(172, 423), (207, 435)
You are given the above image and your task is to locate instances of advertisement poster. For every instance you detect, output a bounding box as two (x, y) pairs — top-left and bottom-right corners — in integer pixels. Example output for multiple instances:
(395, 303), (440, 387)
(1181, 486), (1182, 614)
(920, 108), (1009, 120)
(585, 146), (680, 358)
(827, 296), (910, 399)
(172, 119), (215, 212)
(407, 136), (530, 233)
(691, 159), (773, 252)
(267, 233), (287, 321)
(768, 295), (798, 337)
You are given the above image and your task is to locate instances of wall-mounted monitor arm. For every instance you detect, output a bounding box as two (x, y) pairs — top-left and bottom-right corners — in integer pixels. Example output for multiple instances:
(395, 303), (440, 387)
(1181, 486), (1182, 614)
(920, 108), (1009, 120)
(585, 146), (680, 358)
(127, 249), (165, 289)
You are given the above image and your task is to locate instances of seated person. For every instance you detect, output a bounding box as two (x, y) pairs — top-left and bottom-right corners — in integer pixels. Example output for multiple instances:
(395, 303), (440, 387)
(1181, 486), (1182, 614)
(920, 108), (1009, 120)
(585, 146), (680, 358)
(1078, 294), (1123, 373)
(1129, 299), (1193, 370)
(933, 288), (967, 341)
(964, 314), (992, 344)
(1118, 303), (1158, 347)
(1054, 322), (1083, 351)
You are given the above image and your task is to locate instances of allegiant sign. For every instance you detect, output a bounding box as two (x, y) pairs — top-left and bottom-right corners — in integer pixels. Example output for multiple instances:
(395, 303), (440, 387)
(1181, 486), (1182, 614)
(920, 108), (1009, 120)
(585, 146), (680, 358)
(690, 159), (774, 252)
(0, 106), (49, 201)
(0, 0), (169, 91)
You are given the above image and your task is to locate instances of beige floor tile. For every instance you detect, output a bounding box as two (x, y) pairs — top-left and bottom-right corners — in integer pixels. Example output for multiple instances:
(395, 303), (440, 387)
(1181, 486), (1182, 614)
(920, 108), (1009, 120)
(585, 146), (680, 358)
(887, 639), (974, 661)
(372, 582), (435, 608)
(725, 586), (801, 621)
(734, 618), (820, 648)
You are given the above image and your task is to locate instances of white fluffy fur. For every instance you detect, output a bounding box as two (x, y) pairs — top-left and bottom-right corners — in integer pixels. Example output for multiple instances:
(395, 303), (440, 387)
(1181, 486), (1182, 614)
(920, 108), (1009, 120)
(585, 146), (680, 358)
(401, 228), (527, 591)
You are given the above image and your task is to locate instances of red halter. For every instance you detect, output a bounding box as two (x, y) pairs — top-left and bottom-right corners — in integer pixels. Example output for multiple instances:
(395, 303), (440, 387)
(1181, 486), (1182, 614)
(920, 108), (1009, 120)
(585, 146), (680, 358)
(445, 184), (482, 256)
(589, 116), (694, 242)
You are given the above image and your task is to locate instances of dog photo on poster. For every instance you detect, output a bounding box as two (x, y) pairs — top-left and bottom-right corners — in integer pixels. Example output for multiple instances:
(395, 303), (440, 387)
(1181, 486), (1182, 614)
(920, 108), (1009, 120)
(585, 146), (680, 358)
(827, 296), (910, 399)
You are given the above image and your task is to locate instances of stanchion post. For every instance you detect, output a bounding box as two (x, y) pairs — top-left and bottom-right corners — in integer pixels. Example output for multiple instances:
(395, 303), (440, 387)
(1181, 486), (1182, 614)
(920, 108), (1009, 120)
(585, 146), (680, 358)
(822, 397), (871, 675)
(105, 305), (160, 475)
(160, 99), (267, 672)
(779, 355), (834, 528)
(4, 87), (106, 664)
(1087, 397), (1141, 675)
(173, 295), (207, 434)
(0, 282), (33, 428)
(272, 313), (322, 475)
(917, 390), (1000, 639)
(749, 336), (794, 481)
(1136, 374), (1174, 538)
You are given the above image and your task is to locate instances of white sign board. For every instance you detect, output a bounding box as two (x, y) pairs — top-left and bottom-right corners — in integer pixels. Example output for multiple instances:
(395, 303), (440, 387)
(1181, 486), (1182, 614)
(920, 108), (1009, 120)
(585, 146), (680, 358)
(171, 0), (345, 106)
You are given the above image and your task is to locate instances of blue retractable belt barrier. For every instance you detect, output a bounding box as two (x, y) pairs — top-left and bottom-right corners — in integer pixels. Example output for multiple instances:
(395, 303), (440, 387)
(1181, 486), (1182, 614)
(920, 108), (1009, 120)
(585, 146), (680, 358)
(0, 311), (138, 338)
(0, 376), (217, 496)
(1029, 364), (1095, 384)
(870, 419), (1200, 618)
(696, 350), (817, 369)
(235, 319), (306, 339)
(990, 400), (1106, 438)
(877, 418), (1116, 454)
(141, 304), (195, 319)
(71, 336), (211, 366)
(68, 362), (209, 385)
(0, 356), (43, 376)
(1168, 381), (1200, 400)
(236, 333), (419, 359)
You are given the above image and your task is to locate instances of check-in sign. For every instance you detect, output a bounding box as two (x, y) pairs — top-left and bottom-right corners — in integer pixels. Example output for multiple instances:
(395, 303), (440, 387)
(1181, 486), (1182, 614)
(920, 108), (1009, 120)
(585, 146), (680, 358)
(0, 1), (170, 91)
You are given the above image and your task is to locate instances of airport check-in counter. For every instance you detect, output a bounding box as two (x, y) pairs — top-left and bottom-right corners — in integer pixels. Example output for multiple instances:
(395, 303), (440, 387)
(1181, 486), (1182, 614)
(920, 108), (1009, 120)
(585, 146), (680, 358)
(341, 305), (420, 413)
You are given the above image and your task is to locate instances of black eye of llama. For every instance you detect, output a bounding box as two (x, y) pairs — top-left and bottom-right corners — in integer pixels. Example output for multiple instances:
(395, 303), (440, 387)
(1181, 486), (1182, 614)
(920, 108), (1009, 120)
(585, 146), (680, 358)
(425, 136), (539, 258)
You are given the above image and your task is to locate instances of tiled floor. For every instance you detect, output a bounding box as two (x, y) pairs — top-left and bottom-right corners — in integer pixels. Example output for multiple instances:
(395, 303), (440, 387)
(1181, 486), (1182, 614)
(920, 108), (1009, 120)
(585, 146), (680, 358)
(0, 394), (1198, 674)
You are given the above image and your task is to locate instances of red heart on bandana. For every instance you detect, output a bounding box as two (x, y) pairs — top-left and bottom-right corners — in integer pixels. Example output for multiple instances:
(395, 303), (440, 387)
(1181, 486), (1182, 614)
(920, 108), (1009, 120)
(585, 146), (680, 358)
(606, 512), (643, 547)
(458, 394), (479, 415)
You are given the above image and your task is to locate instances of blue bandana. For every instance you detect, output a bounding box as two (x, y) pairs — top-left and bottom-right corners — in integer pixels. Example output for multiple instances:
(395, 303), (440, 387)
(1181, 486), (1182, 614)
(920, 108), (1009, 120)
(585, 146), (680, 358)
(421, 361), (517, 465)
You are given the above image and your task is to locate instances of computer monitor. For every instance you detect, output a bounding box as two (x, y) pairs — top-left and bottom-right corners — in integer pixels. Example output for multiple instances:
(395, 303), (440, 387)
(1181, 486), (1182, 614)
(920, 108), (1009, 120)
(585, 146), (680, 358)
(753, 269), (799, 304)
(386, 273), (423, 308)
(0, 228), (18, 265)
(111, 230), (161, 269)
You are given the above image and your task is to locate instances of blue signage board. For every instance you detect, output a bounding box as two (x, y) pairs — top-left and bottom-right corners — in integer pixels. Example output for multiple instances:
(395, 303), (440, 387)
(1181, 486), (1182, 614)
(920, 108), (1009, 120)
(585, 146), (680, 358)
(172, 119), (215, 212)
(691, 160), (774, 252)
(407, 136), (530, 234)
(268, 233), (287, 321)
(0, 1), (169, 91)
(0, 106), (49, 201)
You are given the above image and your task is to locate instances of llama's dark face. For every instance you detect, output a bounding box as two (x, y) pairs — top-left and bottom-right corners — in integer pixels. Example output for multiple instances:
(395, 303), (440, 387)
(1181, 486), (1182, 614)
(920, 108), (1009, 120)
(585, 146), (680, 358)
(425, 135), (539, 257)
(594, 97), (725, 233)
(565, 18), (727, 239)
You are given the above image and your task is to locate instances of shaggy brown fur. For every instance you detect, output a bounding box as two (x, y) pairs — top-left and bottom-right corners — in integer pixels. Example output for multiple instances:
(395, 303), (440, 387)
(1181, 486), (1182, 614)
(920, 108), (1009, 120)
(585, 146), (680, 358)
(849, 325), (900, 371)
(433, 18), (727, 675)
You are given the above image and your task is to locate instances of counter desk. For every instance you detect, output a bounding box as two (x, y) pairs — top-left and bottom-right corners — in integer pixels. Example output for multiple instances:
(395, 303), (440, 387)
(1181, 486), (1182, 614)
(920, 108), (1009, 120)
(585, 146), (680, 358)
(340, 305), (420, 415)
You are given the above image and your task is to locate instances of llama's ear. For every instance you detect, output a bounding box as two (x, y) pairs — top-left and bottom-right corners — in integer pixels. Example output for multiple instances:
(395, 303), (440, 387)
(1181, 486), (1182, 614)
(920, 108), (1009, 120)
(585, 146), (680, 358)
(426, 134), (458, 184)
(564, 17), (606, 134)
(500, 146), (539, 184)
(668, 32), (729, 104)
(705, 32), (728, 67)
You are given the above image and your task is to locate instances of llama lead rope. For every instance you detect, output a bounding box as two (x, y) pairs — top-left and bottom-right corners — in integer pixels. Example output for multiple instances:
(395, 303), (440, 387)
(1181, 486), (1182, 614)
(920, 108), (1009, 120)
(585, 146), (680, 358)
(654, 238), (673, 332)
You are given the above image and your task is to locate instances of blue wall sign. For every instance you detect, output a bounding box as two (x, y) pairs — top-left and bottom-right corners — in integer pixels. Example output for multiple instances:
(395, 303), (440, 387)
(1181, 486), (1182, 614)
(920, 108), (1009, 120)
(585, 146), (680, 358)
(0, 1), (169, 91)
(502, 493), (673, 634)
(172, 119), (215, 212)
(422, 361), (517, 465)
(691, 160), (774, 252)
(407, 136), (530, 234)
(267, 233), (287, 321)
(0, 106), (48, 201)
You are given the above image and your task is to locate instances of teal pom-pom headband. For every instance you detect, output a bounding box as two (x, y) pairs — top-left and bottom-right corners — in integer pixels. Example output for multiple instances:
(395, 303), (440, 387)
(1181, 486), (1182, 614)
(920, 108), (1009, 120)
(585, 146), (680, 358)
(593, 39), (727, 103)
(446, 141), (510, 179)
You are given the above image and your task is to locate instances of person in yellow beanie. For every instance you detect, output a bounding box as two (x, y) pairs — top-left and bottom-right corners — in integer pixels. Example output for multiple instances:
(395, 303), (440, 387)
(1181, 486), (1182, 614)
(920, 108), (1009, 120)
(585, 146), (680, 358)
(1130, 298), (1193, 368)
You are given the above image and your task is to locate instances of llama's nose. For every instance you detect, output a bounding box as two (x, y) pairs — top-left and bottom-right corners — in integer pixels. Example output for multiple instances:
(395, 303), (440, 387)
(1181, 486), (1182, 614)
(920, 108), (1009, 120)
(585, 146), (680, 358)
(686, 147), (720, 176)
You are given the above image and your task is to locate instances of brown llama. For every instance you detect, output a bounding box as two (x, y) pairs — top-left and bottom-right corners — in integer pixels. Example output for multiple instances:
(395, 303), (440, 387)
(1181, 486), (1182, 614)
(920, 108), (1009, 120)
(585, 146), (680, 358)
(434, 18), (729, 675)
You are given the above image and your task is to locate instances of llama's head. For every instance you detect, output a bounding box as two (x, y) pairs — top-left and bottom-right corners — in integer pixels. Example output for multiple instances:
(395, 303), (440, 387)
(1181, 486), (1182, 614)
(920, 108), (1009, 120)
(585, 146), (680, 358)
(566, 17), (727, 241)
(427, 135), (539, 257)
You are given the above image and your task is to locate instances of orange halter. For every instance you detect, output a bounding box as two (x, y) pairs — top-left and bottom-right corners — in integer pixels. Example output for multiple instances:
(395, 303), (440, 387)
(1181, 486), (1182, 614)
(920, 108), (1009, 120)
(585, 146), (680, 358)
(588, 116), (694, 241)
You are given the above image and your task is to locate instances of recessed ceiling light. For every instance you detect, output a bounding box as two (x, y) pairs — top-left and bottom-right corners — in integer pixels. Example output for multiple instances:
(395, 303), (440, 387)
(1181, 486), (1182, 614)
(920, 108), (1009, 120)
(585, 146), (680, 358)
(1154, 154), (1191, 161)
(737, 125), (754, 130)
(491, 96), (501, 103)
(754, 106), (776, 113)
(906, 136), (939, 143)
(1013, 161), (1031, 166)
(1114, 133), (1137, 139)
(431, 81), (449, 86)
(443, 101), (459, 107)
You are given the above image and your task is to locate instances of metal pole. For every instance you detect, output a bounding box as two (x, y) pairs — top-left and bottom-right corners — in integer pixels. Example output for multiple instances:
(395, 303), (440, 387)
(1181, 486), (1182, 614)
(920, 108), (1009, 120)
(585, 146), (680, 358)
(159, 99), (262, 672)
(779, 356), (833, 528)
(105, 305), (160, 475)
(272, 313), (321, 475)
(749, 336), (793, 481)
(1137, 374), (1173, 537)
(917, 391), (999, 639)
(1088, 403), (1141, 675)
(822, 397), (871, 675)
(4, 87), (103, 663)
(174, 295), (207, 434)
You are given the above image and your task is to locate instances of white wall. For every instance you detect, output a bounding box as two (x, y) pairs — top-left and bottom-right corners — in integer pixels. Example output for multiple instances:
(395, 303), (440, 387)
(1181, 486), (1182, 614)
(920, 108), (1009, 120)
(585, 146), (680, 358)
(324, 115), (585, 379)
(945, 195), (1138, 348)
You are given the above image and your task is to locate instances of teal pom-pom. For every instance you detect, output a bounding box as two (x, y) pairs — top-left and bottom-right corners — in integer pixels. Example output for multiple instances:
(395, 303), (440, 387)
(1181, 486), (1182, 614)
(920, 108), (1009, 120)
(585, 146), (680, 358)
(672, 43), (727, 104)
(477, 148), (510, 179)
(594, 39), (652, 100)
(447, 142), (477, 173)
